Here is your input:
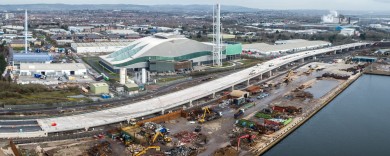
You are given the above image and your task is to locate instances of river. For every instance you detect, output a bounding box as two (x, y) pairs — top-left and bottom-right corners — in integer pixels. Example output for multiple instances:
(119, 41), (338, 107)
(263, 74), (390, 156)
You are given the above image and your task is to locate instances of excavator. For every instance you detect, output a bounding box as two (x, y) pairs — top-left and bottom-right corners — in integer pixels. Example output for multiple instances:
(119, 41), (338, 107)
(283, 70), (295, 84)
(237, 134), (256, 151)
(135, 146), (160, 156)
(304, 65), (319, 75)
(198, 106), (211, 123)
(152, 132), (172, 144)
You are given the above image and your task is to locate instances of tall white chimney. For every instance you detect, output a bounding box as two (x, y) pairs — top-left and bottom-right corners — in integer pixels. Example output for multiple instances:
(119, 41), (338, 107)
(212, 3), (223, 66)
(25, 10), (28, 53)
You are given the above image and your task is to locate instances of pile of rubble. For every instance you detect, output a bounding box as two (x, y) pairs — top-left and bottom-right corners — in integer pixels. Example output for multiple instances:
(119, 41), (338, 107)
(173, 131), (199, 144)
(143, 122), (163, 130)
(87, 141), (112, 156)
(214, 146), (238, 156)
(293, 91), (314, 99)
(322, 73), (350, 80)
(167, 146), (196, 156)
(127, 144), (144, 154)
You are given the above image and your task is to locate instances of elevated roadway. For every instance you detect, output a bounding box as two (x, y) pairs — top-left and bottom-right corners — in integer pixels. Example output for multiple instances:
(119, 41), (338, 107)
(0, 42), (371, 138)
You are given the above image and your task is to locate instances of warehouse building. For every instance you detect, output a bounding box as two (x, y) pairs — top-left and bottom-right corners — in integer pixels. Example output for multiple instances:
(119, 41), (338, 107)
(99, 33), (242, 72)
(71, 42), (132, 53)
(90, 83), (109, 94)
(18, 63), (87, 76)
(243, 39), (331, 55)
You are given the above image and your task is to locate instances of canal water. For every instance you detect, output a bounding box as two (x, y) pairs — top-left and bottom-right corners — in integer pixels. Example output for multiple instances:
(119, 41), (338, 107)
(263, 75), (390, 156)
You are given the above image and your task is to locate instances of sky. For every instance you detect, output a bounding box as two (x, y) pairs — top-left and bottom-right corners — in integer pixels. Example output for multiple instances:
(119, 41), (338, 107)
(2, 0), (390, 11)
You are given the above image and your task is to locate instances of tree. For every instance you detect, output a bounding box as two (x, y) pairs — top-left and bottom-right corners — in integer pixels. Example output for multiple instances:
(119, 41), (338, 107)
(0, 55), (6, 76)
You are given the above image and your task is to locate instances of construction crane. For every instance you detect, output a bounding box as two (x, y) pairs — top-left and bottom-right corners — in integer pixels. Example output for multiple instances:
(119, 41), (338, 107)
(135, 146), (160, 156)
(283, 70), (295, 84)
(237, 134), (256, 151)
(198, 106), (211, 123)
(152, 132), (172, 144)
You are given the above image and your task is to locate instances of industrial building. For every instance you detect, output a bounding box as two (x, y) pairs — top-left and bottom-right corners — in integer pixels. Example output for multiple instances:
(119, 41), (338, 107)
(149, 60), (192, 73)
(9, 40), (30, 48)
(90, 83), (109, 94)
(71, 42), (133, 53)
(13, 53), (53, 65)
(243, 39), (331, 55)
(18, 63), (87, 76)
(99, 33), (242, 72)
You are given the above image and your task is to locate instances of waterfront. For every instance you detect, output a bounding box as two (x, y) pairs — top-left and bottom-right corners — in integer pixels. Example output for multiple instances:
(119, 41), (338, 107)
(263, 74), (390, 156)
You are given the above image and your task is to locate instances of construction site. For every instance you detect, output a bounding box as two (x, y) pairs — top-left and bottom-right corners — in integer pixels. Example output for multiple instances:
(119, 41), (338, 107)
(5, 58), (370, 156)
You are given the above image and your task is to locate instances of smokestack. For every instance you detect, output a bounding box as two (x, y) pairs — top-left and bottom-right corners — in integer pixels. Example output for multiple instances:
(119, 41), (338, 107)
(212, 3), (222, 66)
(25, 10), (28, 53)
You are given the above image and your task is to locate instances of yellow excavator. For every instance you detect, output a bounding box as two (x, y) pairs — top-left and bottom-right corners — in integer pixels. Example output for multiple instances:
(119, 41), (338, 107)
(135, 146), (160, 156)
(198, 107), (211, 123)
(283, 70), (295, 84)
(152, 132), (172, 144)
(305, 65), (319, 75)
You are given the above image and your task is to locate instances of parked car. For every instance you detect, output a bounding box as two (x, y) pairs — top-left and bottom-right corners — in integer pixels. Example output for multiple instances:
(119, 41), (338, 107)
(257, 93), (269, 99)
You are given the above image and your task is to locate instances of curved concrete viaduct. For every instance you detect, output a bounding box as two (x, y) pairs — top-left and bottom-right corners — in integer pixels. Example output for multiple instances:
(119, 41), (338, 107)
(0, 42), (371, 138)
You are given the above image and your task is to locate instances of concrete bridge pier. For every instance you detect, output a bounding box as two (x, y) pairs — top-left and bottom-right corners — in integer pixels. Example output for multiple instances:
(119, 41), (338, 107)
(231, 85), (235, 91)
(269, 70), (272, 77)
(313, 56), (317, 60)
(212, 92), (216, 98)
(259, 74), (263, 80)
(247, 79), (250, 86)
(300, 58), (304, 63)
(161, 109), (165, 115)
(189, 100), (193, 107)
(85, 127), (89, 131)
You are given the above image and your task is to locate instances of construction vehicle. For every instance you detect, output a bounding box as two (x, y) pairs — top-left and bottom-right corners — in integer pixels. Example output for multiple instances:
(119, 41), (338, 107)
(194, 125), (202, 132)
(305, 65), (319, 75)
(135, 146), (160, 156)
(152, 132), (172, 144)
(234, 109), (245, 119)
(198, 107), (211, 123)
(237, 134), (256, 151)
(283, 70), (295, 84)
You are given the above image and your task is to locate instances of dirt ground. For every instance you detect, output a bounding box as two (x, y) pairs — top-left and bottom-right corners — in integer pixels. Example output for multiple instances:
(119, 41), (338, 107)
(164, 62), (359, 156)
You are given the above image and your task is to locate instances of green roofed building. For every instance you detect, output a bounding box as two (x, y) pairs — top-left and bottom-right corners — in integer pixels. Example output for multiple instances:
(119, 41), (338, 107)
(90, 82), (109, 94)
(99, 33), (242, 72)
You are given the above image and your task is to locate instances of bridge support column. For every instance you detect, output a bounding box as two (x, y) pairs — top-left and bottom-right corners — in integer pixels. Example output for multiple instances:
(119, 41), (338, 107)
(334, 50), (337, 54)
(212, 92), (216, 98)
(300, 58), (304, 63)
(247, 79), (250, 86)
(313, 56), (316, 60)
(85, 127), (89, 131)
(189, 100), (193, 107)
(269, 70), (272, 77)
(161, 109), (165, 115)
(260, 74), (263, 80)
(231, 85), (235, 91)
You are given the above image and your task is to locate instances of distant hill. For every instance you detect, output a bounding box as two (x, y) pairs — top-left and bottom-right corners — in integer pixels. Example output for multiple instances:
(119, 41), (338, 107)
(0, 4), (261, 12)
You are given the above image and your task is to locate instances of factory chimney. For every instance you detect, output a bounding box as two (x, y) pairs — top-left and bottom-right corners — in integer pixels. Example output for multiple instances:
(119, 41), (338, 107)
(24, 10), (28, 53)
(212, 3), (223, 66)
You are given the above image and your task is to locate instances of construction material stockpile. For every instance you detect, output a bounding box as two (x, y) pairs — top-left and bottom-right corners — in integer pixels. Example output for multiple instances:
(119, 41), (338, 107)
(322, 73), (350, 80)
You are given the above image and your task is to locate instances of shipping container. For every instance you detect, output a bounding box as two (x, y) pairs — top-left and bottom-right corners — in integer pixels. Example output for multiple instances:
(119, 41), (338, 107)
(255, 113), (272, 119)
(283, 118), (293, 126)
(241, 103), (255, 110)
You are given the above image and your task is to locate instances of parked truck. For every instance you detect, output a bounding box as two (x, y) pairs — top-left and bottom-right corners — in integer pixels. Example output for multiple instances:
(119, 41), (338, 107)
(234, 109), (245, 119)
